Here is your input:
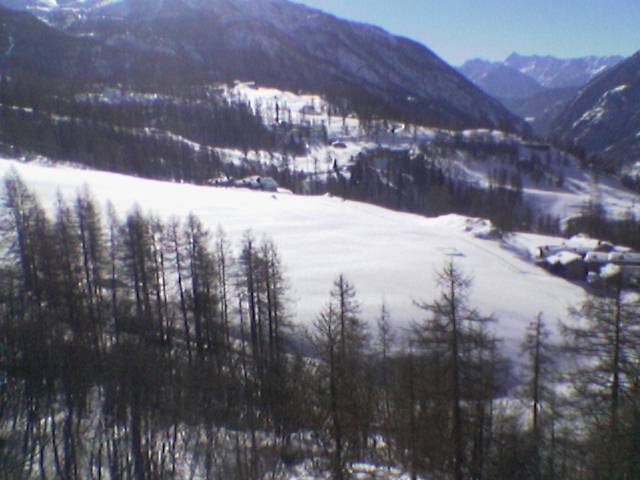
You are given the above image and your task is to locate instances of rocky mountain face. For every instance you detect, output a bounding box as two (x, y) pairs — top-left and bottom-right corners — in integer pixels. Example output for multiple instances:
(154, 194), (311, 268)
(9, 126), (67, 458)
(551, 51), (640, 169)
(0, 0), (529, 133)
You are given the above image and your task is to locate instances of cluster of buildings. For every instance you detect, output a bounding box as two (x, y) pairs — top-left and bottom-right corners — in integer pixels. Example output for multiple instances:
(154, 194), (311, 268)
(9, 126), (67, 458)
(207, 175), (280, 192)
(535, 234), (640, 286)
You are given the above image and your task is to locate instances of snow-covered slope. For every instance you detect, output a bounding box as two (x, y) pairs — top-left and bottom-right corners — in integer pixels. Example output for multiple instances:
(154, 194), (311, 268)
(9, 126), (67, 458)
(71, 81), (640, 223)
(0, 158), (585, 352)
(552, 51), (640, 170)
(217, 83), (640, 223)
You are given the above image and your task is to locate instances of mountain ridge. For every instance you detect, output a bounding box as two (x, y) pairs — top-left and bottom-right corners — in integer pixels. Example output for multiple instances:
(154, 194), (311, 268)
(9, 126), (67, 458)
(460, 53), (623, 96)
(551, 50), (640, 169)
(459, 53), (623, 135)
(0, 0), (530, 133)
(504, 52), (623, 88)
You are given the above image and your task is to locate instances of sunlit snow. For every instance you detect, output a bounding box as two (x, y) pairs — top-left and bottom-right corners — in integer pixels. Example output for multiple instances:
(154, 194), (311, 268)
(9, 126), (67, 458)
(0, 158), (585, 353)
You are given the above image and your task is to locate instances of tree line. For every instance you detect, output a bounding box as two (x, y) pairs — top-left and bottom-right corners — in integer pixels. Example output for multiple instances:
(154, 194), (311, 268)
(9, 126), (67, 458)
(328, 148), (541, 234)
(0, 75), (309, 184)
(566, 199), (640, 250)
(1, 174), (639, 479)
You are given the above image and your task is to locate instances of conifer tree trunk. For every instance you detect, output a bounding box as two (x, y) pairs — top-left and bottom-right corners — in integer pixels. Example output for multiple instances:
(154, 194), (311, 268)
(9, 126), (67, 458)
(171, 223), (192, 363)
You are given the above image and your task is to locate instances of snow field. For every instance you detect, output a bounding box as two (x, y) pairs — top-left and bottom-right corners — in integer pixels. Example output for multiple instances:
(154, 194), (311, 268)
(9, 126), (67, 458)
(0, 158), (585, 353)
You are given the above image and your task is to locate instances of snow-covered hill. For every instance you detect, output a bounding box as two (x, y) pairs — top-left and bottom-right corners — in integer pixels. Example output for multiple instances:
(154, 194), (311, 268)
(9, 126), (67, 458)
(0, 157), (586, 352)
(206, 83), (640, 223)
(45, 81), (639, 224)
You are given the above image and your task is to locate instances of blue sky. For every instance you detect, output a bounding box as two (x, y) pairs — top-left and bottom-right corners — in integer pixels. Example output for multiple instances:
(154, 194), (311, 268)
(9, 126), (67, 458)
(295, 0), (640, 65)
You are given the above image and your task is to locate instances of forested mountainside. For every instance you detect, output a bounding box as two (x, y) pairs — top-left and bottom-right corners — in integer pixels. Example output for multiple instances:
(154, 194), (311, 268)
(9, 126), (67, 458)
(551, 51), (640, 173)
(499, 86), (579, 135)
(0, 5), (199, 80)
(0, 0), (529, 133)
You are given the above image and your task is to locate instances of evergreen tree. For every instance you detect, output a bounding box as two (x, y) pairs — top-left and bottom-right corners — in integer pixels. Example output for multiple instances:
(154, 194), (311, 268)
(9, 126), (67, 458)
(520, 313), (555, 480)
(313, 275), (370, 476)
(561, 284), (640, 479)
(414, 260), (497, 480)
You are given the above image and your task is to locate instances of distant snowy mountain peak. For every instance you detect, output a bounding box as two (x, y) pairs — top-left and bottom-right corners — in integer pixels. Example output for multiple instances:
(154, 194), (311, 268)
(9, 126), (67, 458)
(461, 53), (623, 95)
(503, 52), (623, 88)
(459, 52), (624, 135)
